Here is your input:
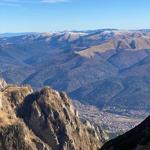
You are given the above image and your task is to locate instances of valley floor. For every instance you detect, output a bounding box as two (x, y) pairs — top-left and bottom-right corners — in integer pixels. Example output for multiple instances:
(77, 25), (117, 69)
(73, 101), (147, 139)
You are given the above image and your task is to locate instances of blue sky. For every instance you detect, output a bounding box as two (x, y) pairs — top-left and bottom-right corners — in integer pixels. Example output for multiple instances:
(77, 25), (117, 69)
(0, 0), (150, 33)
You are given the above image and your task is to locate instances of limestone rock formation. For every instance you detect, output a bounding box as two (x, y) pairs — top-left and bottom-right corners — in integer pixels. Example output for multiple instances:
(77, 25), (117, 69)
(0, 78), (7, 90)
(0, 84), (104, 150)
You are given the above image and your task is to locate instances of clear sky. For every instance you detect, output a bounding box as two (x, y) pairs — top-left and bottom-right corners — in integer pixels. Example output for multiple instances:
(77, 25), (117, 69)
(0, 0), (150, 33)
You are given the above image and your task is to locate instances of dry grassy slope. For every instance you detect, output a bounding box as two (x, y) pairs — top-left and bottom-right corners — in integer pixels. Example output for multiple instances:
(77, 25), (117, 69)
(77, 35), (150, 58)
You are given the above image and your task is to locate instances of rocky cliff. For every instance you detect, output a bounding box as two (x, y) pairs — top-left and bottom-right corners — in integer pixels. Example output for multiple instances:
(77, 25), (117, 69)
(0, 81), (104, 150)
(100, 115), (150, 150)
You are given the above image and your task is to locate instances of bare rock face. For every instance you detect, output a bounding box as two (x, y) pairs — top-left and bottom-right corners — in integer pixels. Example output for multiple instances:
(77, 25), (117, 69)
(0, 78), (7, 109)
(100, 116), (150, 150)
(18, 87), (104, 150)
(0, 85), (104, 150)
(0, 124), (51, 150)
(0, 78), (7, 90)
(0, 85), (51, 150)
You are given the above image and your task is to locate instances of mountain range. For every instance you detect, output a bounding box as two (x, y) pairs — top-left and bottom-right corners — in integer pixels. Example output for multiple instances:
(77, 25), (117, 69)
(0, 29), (150, 116)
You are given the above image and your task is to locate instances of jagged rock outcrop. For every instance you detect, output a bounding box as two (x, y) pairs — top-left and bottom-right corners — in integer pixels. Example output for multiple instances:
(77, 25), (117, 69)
(0, 85), (51, 150)
(0, 123), (51, 150)
(0, 78), (7, 109)
(100, 116), (150, 150)
(0, 78), (7, 90)
(0, 84), (104, 150)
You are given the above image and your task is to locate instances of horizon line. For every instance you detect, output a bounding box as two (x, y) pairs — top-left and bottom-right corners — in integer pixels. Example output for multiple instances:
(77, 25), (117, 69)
(0, 28), (150, 34)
